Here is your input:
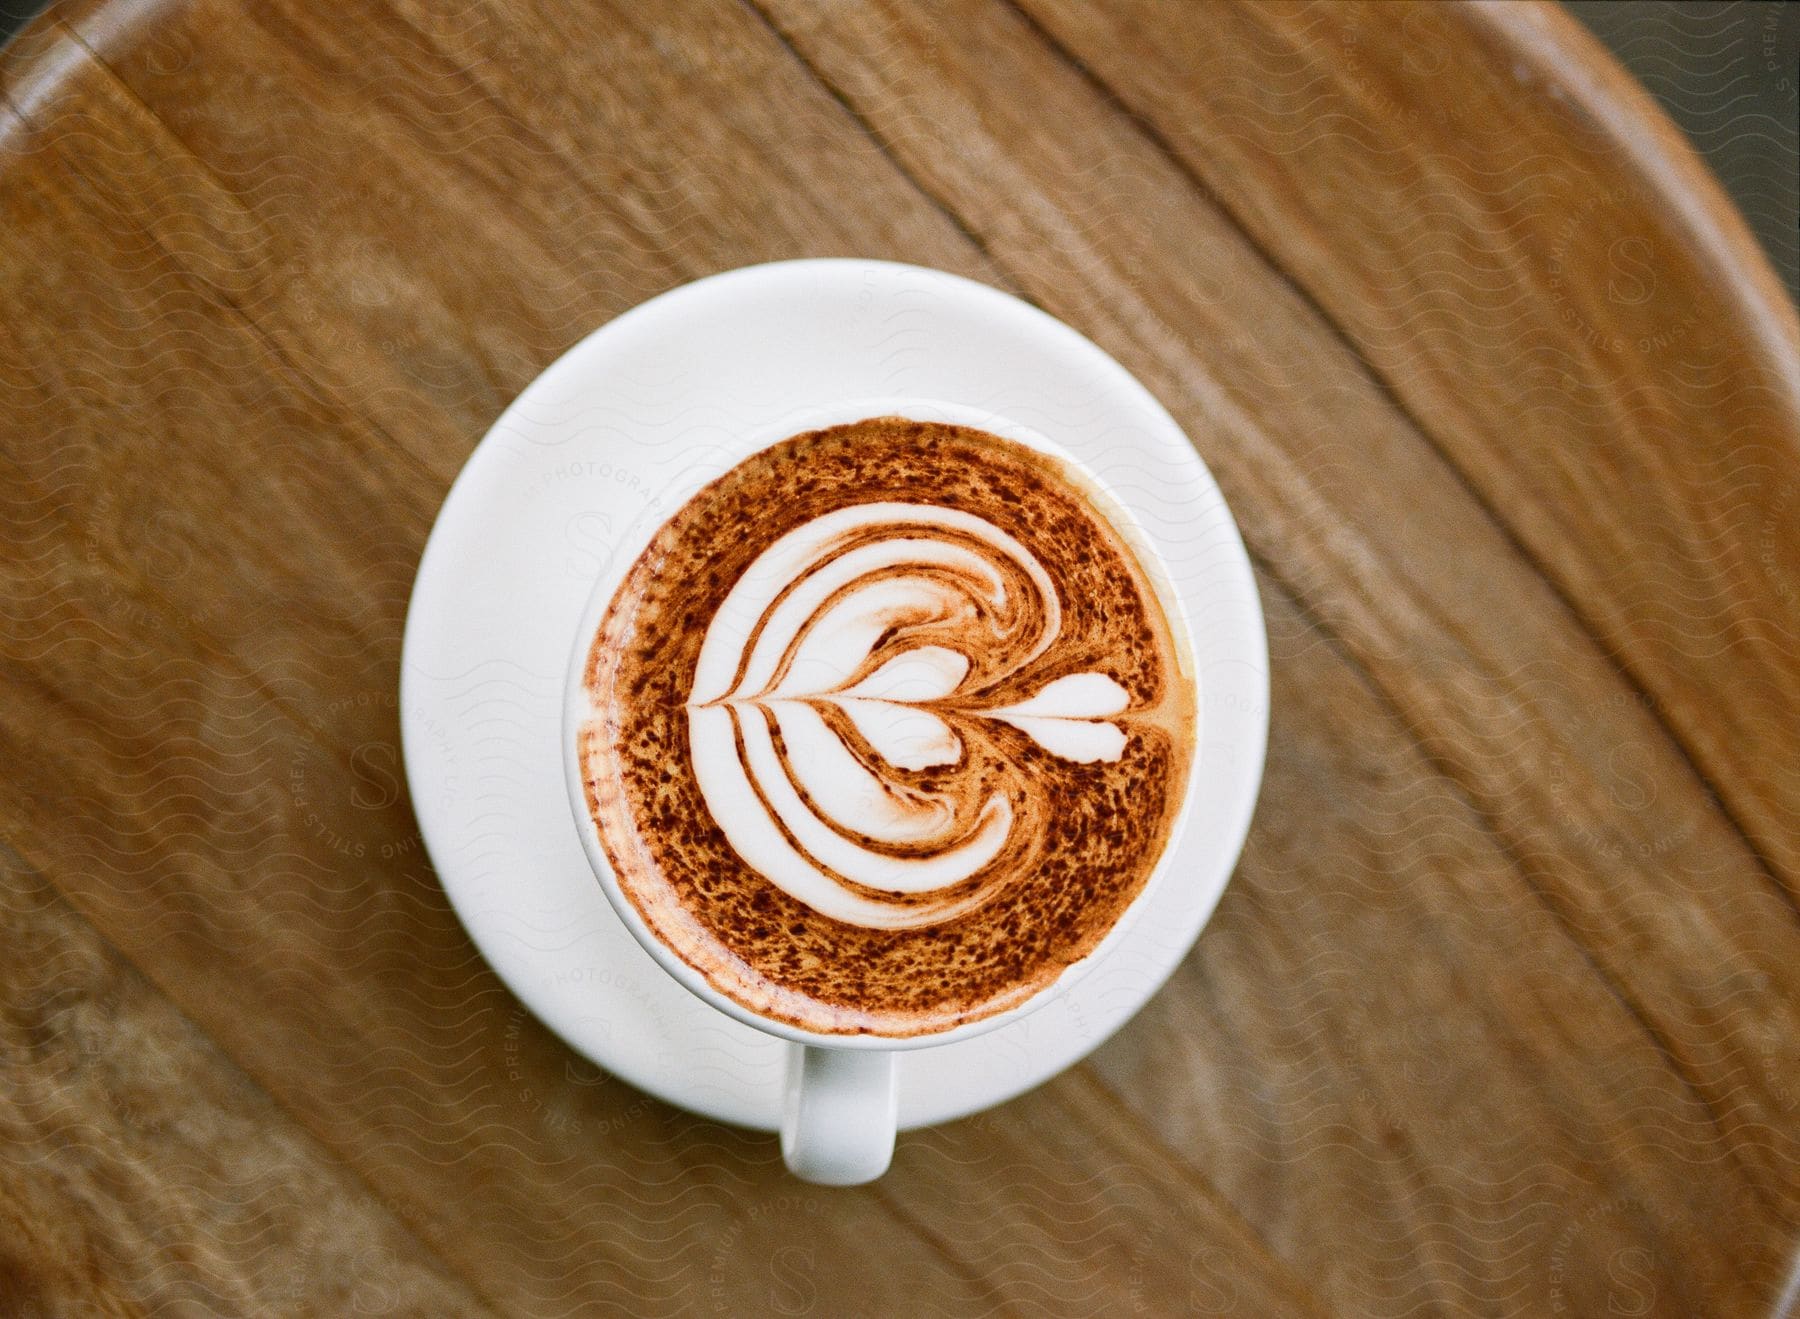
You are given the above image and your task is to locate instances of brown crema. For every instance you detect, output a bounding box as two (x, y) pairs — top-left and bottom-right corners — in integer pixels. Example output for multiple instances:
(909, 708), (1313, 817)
(577, 417), (1196, 1036)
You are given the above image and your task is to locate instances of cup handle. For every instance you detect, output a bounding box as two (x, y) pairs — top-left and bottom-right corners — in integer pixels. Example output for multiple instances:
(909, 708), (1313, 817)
(779, 1044), (897, 1185)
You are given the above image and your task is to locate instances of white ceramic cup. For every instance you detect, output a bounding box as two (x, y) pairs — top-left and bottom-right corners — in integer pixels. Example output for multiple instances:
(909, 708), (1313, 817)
(563, 397), (1206, 1185)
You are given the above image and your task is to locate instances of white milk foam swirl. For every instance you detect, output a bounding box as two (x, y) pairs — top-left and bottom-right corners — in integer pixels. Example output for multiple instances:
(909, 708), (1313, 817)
(687, 502), (1130, 930)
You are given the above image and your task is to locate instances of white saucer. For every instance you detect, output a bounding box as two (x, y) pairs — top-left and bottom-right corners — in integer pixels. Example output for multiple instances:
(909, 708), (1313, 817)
(399, 259), (1268, 1132)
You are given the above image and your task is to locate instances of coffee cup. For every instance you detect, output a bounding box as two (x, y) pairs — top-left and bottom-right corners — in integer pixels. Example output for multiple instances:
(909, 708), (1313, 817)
(563, 397), (1205, 1185)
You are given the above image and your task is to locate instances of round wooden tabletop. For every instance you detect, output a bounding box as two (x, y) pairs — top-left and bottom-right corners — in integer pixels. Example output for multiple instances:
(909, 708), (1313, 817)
(3, 1), (1796, 1314)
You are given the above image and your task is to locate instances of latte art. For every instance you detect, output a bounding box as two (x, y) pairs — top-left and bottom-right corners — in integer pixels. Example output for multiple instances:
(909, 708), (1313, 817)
(578, 417), (1196, 1037)
(688, 502), (1135, 930)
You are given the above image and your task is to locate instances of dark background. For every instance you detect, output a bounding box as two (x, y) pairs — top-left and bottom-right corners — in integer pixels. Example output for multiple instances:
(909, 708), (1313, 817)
(1564, 0), (1797, 297)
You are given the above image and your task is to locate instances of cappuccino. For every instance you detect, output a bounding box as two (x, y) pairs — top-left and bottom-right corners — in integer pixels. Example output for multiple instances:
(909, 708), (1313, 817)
(576, 417), (1195, 1036)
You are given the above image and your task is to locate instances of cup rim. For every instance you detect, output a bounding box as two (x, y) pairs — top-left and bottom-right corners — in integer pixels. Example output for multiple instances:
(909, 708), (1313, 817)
(562, 395), (1206, 1051)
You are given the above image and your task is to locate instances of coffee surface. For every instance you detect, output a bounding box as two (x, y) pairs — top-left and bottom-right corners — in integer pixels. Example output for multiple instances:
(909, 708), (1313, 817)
(577, 417), (1196, 1036)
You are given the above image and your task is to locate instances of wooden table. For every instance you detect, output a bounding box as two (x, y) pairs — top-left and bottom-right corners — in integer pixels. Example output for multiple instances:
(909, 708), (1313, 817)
(3, 2), (1796, 1314)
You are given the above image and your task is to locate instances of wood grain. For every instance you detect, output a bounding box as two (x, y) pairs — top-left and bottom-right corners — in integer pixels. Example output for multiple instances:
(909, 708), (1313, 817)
(1, 1), (1794, 1315)
(1015, 0), (1800, 886)
(0, 847), (487, 1317)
